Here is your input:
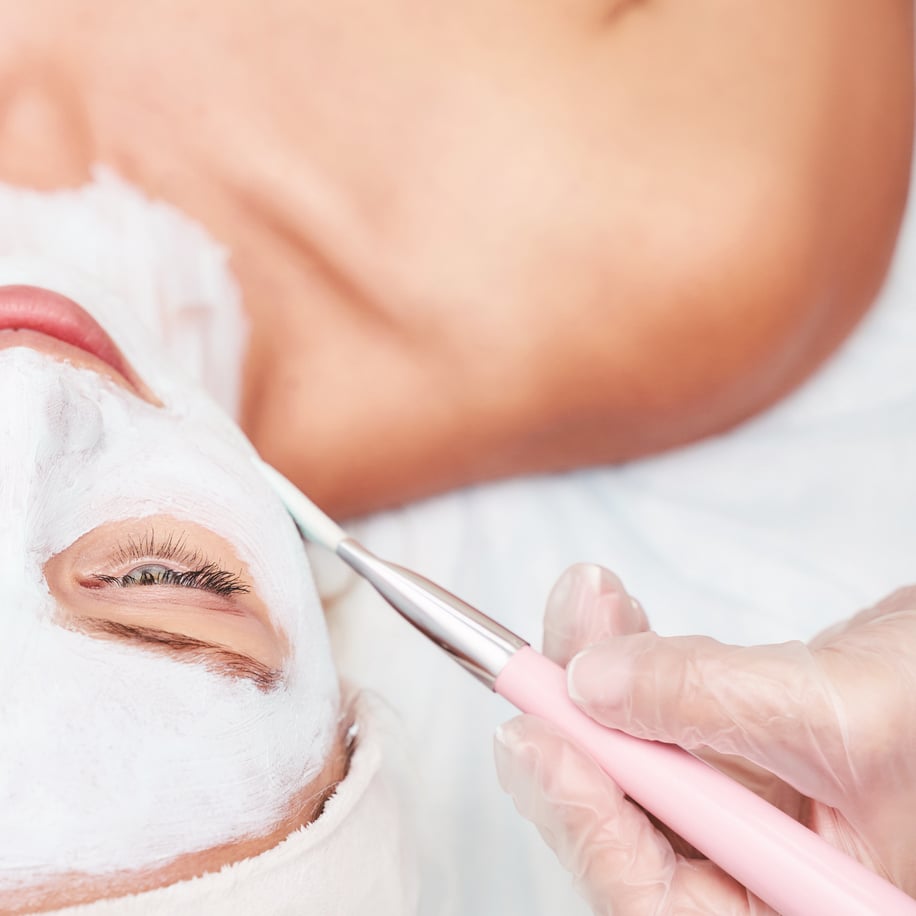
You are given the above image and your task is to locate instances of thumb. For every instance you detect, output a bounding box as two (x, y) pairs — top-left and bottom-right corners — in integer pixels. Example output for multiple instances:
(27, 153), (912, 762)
(494, 715), (764, 915)
(568, 632), (845, 803)
(542, 563), (648, 666)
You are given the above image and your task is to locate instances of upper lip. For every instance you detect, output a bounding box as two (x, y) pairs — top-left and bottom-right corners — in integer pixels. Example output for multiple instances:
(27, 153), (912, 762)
(0, 284), (147, 395)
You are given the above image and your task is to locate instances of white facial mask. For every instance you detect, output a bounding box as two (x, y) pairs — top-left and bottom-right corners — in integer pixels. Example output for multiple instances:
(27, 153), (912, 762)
(49, 693), (422, 916)
(0, 253), (339, 885)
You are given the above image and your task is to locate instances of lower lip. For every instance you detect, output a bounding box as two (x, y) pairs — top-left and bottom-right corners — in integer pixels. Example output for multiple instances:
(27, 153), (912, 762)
(0, 285), (142, 390)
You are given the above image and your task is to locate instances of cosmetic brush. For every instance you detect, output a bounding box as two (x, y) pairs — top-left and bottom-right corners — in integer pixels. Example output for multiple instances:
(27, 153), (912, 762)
(256, 458), (916, 916)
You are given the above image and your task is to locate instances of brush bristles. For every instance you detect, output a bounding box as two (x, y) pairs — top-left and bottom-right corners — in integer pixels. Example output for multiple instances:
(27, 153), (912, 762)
(254, 459), (348, 551)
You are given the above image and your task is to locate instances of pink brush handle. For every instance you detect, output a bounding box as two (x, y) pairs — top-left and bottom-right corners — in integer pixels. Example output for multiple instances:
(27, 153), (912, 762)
(495, 647), (916, 916)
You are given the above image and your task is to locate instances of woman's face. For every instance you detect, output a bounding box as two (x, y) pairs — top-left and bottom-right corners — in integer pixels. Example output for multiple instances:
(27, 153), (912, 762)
(0, 264), (339, 910)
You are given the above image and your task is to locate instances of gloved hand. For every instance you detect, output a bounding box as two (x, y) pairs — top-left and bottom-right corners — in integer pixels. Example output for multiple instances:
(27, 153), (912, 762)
(494, 564), (916, 914)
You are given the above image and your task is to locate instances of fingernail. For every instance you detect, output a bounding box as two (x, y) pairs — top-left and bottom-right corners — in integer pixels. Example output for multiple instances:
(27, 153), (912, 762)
(494, 718), (535, 757)
(624, 595), (651, 636)
(567, 645), (631, 712)
(544, 564), (629, 662)
(494, 720), (518, 749)
(493, 721), (538, 792)
(547, 564), (621, 618)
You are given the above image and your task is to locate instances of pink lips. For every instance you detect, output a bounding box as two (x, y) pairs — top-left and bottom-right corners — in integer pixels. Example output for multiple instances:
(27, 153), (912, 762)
(0, 284), (146, 395)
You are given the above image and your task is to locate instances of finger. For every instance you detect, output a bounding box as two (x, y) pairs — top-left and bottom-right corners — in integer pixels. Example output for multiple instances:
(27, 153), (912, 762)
(810, 587), (916, 650)
(543, 563), (648, 667)
(544, 574), (796, 833)
(567, 632), (849, 804)
(494, 715), (763, 915)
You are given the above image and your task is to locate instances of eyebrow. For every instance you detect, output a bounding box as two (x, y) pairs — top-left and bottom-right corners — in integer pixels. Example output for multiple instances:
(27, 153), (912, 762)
(71, 617), (283, 691)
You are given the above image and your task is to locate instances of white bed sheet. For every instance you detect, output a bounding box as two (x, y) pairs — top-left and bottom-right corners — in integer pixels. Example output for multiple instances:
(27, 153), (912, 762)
(323, 167), (916, 915)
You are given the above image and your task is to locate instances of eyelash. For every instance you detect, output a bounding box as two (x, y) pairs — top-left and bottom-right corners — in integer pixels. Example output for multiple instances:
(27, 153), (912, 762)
(91, 531), (250, 598)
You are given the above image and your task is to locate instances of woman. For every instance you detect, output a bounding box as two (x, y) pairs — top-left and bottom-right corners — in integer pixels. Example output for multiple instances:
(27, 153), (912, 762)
(1, 2), (914, 912)
(0, 179), (417, 914)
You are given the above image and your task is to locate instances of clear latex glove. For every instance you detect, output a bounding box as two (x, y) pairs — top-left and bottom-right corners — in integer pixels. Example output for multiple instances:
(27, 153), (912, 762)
(494, 564), (916, 915)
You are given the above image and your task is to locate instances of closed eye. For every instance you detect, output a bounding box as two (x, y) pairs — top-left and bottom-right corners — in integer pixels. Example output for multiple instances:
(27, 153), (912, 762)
(47, 515), (284, 674)
(90, 563), (250, 597)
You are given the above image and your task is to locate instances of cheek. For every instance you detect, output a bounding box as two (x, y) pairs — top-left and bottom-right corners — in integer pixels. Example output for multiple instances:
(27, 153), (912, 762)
(0, 627), (331, 880)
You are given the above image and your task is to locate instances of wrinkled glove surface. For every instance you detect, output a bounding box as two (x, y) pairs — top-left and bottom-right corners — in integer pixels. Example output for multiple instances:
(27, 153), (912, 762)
(495, 564), (916, 914)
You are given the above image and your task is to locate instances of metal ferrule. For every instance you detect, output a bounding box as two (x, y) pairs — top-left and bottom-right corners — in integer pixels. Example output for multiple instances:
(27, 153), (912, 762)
(336, 538), (527, 688)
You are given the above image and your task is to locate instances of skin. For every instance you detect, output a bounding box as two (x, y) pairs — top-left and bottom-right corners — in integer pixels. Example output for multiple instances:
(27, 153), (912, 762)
(47, 516), (290, 675)
(0, 334), (349, 914)
(0, 2), (912, 516)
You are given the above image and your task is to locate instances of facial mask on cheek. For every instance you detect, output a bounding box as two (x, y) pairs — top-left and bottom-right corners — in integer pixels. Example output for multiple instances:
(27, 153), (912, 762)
(0, 627), (326, 884)
(0, 349), (339, 886)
